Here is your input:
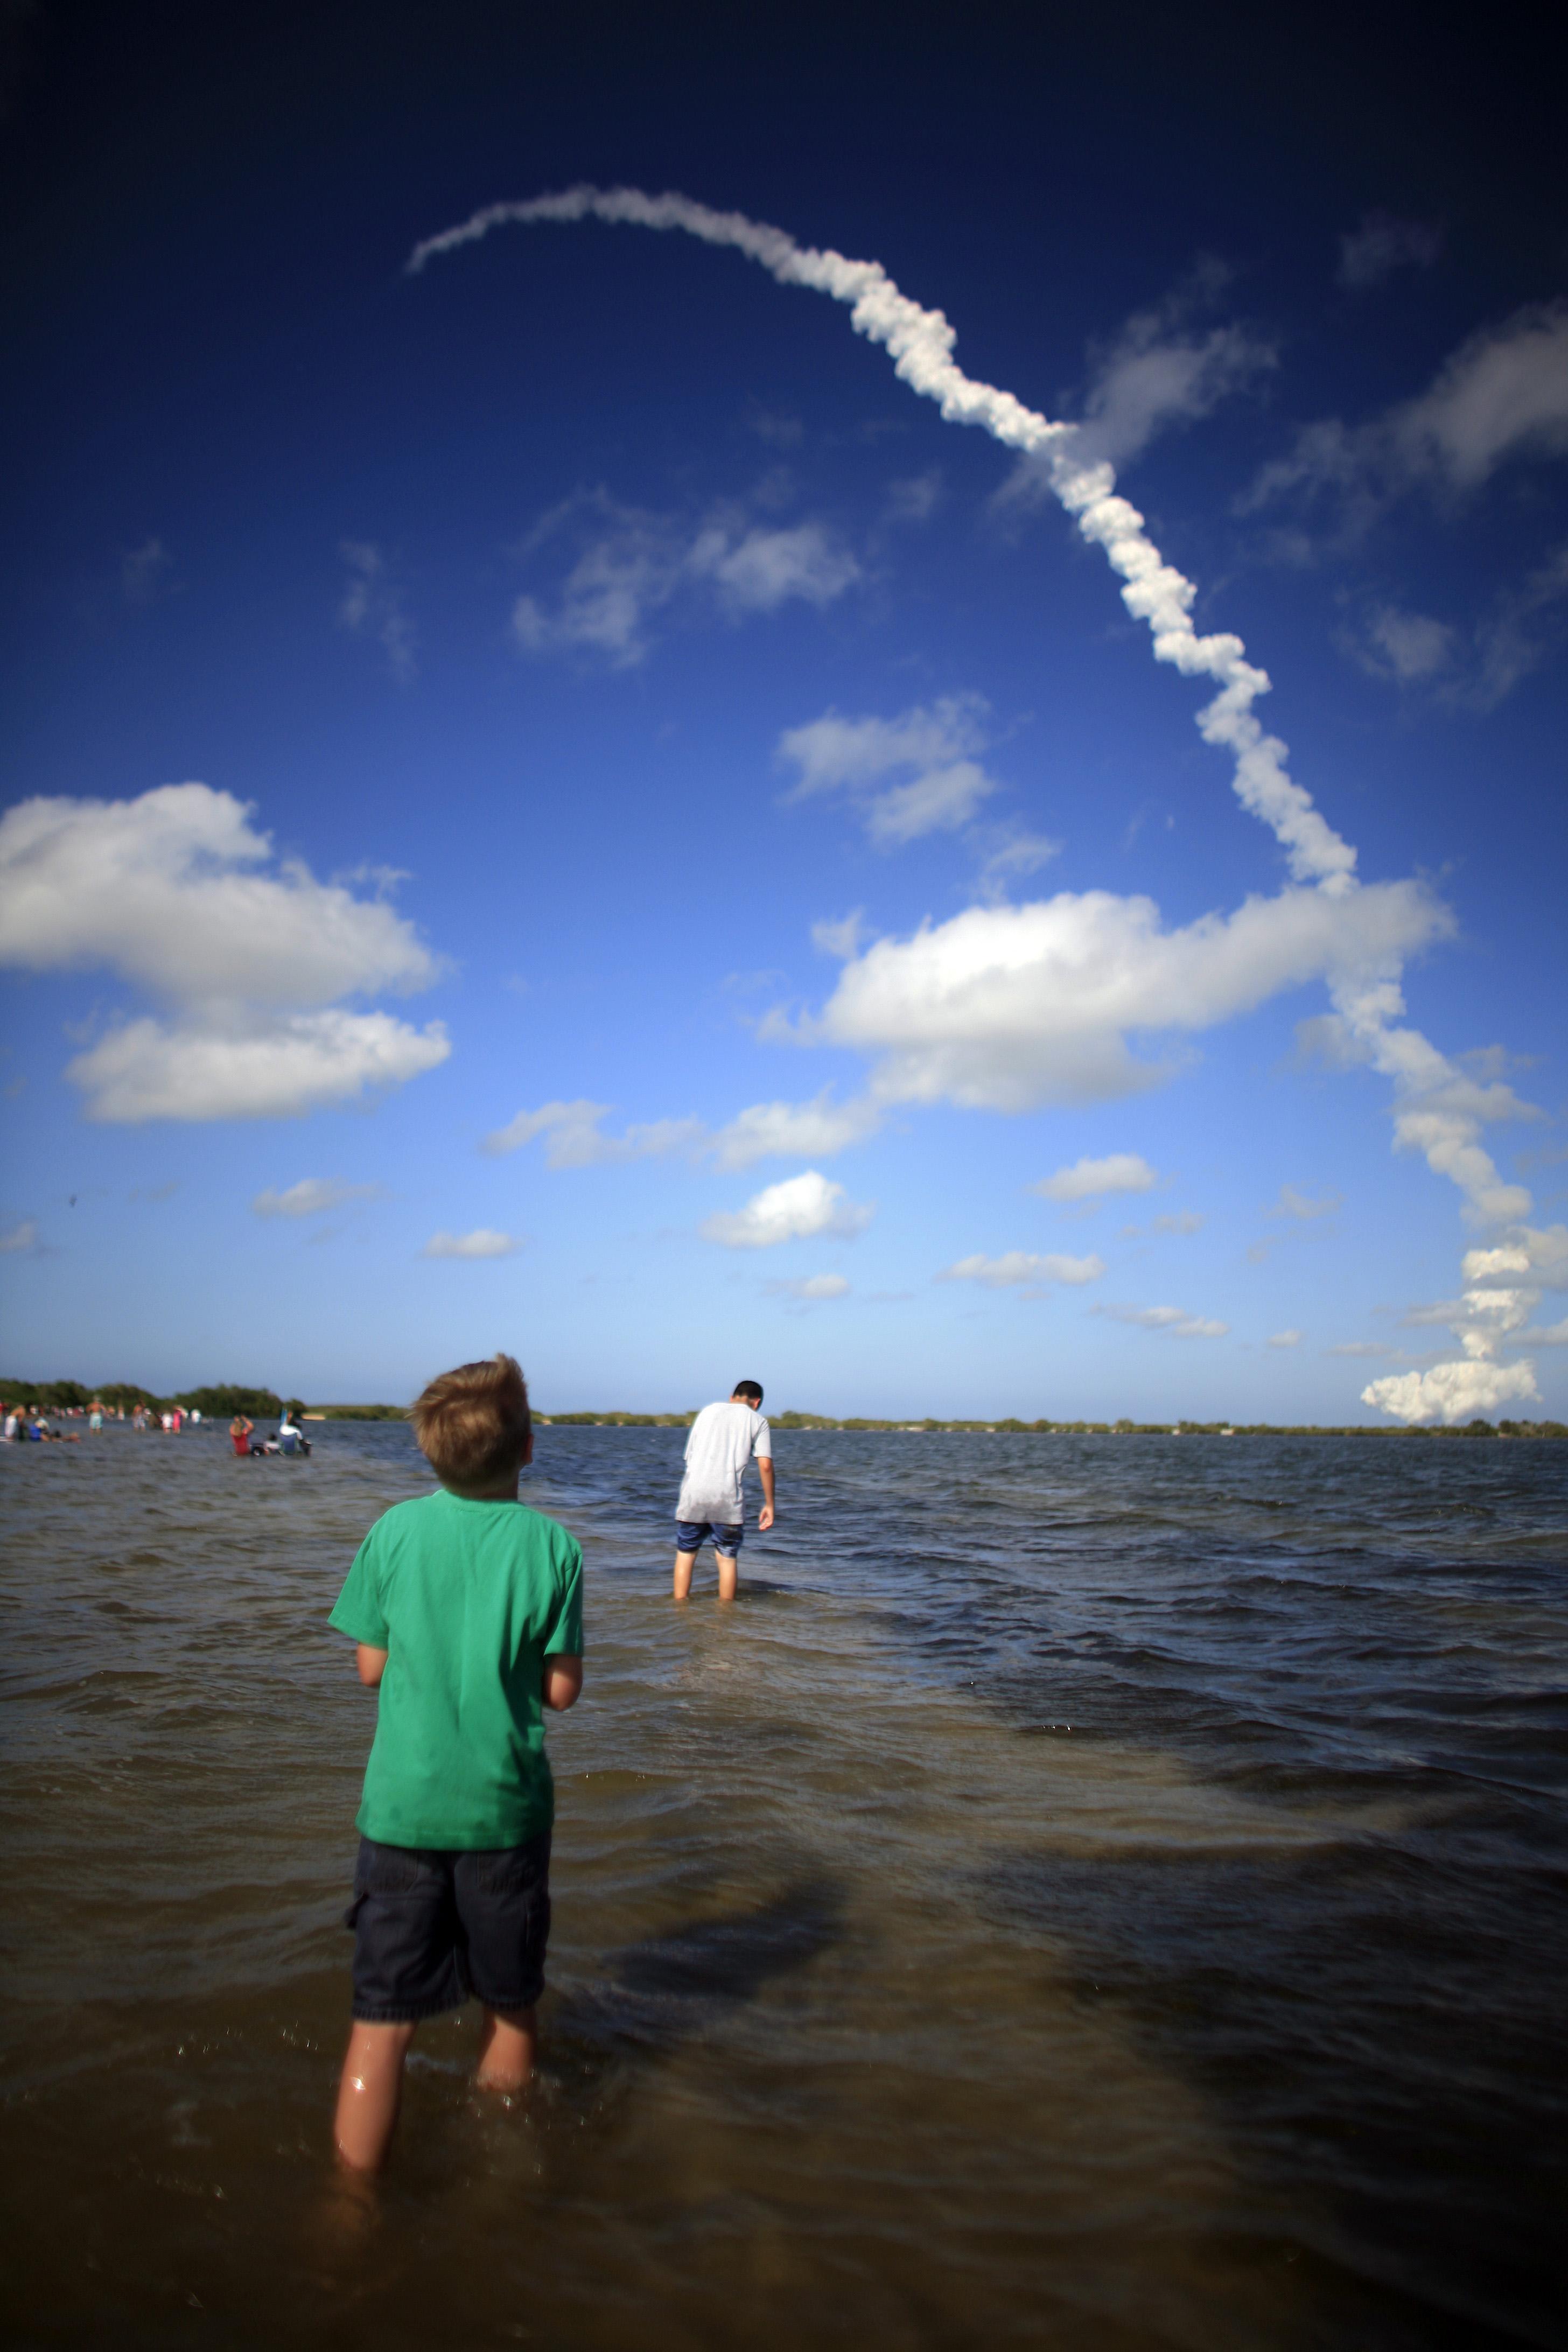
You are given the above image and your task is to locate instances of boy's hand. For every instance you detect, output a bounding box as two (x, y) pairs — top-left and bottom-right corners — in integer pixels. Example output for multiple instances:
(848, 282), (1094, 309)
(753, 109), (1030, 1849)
(758, 1503), (775, 1531)
(543, 1655), (583, 1712)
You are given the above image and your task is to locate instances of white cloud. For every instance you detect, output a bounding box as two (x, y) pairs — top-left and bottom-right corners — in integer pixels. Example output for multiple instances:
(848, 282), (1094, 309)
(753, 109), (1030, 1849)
(811, 911), (867, 961)
(0, 786), (439, 1007)
(688, 520), (858, 612)
(939, 1250), (1105, 1291)
(709, 1092), (880, 1171)
(0, 786), (448, 1121)
(1, 1218), (39, 1254)
(1361, 1360), (1539, 1426)
(483, 1089), (878, 1172)
(792, 879), (1445, 1112)
(975, 830), (1062, 898)
(1269, 1183), (1340, 1220)
(65, 1009), (448, 1125)
(1100, 1303), (1229, 1339)
(1336, 213), (1443, 291)
(339, 542), (417, 683)
(511, 491), (858, 666)
(252, 1178), (386, 1218)
(1150, 1210), (1204, 1235)
(1350, 605), (1459, 685)
(767, 1272), (850, 1300)
(701, 1170), (872, 1249)
(1248, 300), (1568, 521)
(1268, 1328), (1302, 1348)
(778, 696), (1000, 847)
(1074, 288), (1275, 470)
(422, 1228), (521, 1259)
(1034, 1152), (1157, 1203)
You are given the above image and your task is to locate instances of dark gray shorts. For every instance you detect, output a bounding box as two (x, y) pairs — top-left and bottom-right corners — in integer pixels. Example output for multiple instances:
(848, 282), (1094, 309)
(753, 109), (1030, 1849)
(345, 1831), (551, 2022)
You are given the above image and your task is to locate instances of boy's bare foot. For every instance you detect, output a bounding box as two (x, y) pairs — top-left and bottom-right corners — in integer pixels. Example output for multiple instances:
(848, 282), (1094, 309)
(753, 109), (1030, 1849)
(475, 2004), (537, 2092)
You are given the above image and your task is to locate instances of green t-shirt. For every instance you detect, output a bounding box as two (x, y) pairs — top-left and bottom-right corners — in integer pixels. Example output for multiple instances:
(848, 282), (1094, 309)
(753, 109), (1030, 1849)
(328, 1489), (584, 1850)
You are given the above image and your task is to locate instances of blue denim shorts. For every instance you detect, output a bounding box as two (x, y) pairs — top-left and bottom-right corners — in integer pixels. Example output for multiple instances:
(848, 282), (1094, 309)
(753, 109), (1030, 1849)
(344, 1831), (551, 2021)
(675, 1518), (743, 1556)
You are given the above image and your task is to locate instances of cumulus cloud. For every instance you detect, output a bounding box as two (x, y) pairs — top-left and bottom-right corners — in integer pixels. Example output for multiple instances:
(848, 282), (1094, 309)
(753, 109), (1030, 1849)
(511, 489), (858, 666)
(1268, 1328), (1302, 1348)
(1, 1218), (39, 1254)
(339, 542), (417, 682)
(1100, 1303), (1229, 1339)
(701, 1170), (872, 1249)
(1247, 300), (1568, 524)
(65, 1011), (448, 1124)
(1361, 1222), (1566, 1424)
(0, 785), (449, 1122)
(939, 1250), (1105, 1292)
(422, 1228), (521, 1259)
(1362, 1359), (1539, 1426)
(778, 696), (1000, 848)
(483, 1089), (878, 1172)
(252, 1178), (386, 1218)
(767, 1272), (850, 1300)
(1336, 213), (1443, 291)
(790, 879), (1445, 1112)
(1034, 1152), (1157, 1203)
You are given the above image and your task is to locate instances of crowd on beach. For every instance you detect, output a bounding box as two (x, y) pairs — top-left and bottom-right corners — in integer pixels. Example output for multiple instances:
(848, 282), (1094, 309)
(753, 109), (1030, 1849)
(2, 1398), (311, 1449)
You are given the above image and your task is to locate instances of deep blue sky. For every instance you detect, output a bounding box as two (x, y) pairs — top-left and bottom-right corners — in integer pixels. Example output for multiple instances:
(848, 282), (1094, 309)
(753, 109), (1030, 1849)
(3, 0), (1564, 1419)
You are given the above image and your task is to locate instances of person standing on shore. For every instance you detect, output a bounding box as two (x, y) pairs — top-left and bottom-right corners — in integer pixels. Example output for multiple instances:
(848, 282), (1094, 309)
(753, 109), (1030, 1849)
(673, 1381), (775, 1604)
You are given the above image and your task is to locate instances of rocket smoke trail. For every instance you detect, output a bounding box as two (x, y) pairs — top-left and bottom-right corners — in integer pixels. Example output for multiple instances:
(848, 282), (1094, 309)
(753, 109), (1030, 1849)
(409, 186), (1355, 893)
(409, 188), (1557, 1423)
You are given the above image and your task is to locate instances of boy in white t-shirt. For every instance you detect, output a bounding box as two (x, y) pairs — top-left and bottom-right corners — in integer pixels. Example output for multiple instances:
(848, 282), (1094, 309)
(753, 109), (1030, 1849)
(673, 1381), (775, 1603)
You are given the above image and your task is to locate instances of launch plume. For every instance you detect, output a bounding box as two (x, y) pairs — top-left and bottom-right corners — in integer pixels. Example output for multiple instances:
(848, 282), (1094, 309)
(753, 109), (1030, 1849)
(409, 187), (1544, 1421)
(410, 186), (1353, 891)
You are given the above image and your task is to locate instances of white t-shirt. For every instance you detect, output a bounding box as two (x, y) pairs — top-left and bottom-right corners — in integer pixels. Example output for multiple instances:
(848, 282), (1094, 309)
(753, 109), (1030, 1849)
(676, 1401), (772, 1525)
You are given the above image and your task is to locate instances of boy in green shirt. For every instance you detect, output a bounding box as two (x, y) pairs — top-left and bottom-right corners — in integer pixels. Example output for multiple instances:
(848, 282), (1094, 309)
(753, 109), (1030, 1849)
(328, 1353), (583, 2172)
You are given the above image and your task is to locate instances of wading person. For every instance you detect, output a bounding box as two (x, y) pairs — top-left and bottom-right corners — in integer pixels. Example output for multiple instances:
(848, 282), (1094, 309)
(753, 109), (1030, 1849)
(327, 1353), (583, 2172)
(673, 1380), (775, 1603)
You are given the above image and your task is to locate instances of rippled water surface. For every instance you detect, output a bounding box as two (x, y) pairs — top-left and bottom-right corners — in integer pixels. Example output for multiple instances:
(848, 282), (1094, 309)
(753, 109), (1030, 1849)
(2, 1423), (1565, 2350)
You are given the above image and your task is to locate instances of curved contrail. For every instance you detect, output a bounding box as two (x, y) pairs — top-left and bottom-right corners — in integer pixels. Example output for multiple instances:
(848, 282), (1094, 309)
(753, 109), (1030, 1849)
(409, 186), (1550, 1423)
(409, 185), (1355, 893)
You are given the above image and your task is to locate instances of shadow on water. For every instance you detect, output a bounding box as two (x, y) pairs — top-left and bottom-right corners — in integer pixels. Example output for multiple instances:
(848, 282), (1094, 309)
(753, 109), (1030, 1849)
(981, 1833), (1568, 2351)
(557, 1878), (843, 2060)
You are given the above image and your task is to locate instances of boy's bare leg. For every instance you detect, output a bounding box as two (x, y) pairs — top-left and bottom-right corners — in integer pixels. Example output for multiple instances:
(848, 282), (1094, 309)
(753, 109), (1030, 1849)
(334, 2020), (417, 2172)
(475, 2004), (537, 2092)
(716, 1551), (739, 1603)
(673, 1549), (696, 1601)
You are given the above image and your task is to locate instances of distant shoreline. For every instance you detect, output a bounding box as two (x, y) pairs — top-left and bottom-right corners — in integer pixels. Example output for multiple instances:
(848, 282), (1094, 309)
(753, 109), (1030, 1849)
(6, 1382), (1562, 1441)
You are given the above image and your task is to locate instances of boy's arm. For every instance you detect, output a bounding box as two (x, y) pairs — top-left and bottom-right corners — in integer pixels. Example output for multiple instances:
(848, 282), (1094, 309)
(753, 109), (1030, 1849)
(757, 1454), (775, 1531)
(542, 1655), (582, 1711)
(355, 1643), (388, 1687)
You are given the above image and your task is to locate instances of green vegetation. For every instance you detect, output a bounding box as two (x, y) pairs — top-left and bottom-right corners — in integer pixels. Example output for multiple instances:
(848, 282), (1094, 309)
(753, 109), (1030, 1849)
(3, 1381), (1563, 1440)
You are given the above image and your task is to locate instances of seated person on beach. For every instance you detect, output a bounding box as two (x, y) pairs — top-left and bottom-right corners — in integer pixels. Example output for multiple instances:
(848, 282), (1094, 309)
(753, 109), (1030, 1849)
(327, 1352), (583, 2173)
(673, 1381), (775, 1604)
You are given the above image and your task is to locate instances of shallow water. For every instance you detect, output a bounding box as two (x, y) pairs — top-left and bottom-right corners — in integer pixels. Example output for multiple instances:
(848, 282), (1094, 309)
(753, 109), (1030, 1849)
(2, 1422), (1565, 2350)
